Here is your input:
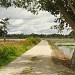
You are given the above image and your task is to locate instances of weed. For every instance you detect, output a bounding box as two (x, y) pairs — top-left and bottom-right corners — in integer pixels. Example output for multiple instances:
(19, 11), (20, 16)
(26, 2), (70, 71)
(0, 38), (41, 68)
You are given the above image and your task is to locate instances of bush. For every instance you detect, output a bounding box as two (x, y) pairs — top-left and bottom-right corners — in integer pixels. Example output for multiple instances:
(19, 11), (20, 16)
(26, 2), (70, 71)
(20, 37), (40, 46)
(0, 38), (41, 68)
(26, 37), (40, 44)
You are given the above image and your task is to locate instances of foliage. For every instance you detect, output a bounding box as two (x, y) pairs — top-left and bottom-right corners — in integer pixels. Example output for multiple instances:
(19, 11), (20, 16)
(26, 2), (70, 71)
(48, 40), (67, 59)
(50, 38), (74, 43)
(4, 33), (74, 39)
(0, 26), (4, 36)
(0, 37), (41, 68)
(26, 37), (40, 45)
(0, 0), (75, 32)
(48, 40), (75, 69)
(68, 31), (74, 38)
(0, 17), (9, 42)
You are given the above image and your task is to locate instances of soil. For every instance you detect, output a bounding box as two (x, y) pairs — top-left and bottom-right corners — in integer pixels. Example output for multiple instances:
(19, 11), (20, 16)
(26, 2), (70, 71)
(0, 40), (75, 75)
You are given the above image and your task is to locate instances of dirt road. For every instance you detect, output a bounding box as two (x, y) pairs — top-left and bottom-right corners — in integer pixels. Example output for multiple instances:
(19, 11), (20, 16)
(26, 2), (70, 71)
(0, 40), (74, 75)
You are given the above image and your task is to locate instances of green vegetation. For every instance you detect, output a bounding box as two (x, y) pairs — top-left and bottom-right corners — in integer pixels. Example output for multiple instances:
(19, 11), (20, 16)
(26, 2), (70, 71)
(1, 0), (75, 35)
(48, 40), (67, 59)
(50, 39), (75, 46)
(3, 33), (74, 39)
(0, 37), (41, 68)
(50, 39), (74, 43)
(48, 40), (75, 70)
(0, 18), (9, 42)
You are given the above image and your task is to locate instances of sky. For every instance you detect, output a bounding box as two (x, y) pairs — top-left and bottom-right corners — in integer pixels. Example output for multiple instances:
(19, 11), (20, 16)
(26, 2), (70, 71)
(0, 6), (71, 35)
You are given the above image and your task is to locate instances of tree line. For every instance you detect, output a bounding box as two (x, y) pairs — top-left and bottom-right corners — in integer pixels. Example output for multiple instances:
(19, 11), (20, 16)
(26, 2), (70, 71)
(0, 32), (73, 39)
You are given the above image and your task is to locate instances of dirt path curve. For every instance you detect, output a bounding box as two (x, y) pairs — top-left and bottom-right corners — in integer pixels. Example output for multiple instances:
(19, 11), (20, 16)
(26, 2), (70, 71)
(0, 40), (74, 75)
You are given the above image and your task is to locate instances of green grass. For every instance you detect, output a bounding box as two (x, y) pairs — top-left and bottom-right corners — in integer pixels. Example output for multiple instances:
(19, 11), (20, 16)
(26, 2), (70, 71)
(50, 38), (74, 43)
(0, 37), (41, 68)
(48, 40), (75, 70)
(47, 40), (67, 59)
(48, 40), (59, 51)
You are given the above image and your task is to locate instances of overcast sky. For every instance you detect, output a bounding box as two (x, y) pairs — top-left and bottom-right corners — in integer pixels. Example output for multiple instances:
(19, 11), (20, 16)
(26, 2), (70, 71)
(0, 6), (71, 35)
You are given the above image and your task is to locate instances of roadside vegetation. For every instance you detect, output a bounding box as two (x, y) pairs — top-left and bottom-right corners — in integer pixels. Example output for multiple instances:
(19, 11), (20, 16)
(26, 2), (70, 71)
(49, 38), (74, 43)
(48, 40), (67, 59)
(47, 40), (74, 69)
(0, 37), (41, 68)
(50, 38), (75, 46)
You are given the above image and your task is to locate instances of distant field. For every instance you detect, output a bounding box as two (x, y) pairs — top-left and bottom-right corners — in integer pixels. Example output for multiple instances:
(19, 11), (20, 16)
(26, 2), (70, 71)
(0, 39), (25, 42)
(45, 38), (75, 43)
(45, 38), (75, 46)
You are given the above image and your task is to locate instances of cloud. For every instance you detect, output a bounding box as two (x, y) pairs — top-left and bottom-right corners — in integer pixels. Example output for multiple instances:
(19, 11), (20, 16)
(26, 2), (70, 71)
(0, 7), (71, 35)
(11, 19), (24, 25)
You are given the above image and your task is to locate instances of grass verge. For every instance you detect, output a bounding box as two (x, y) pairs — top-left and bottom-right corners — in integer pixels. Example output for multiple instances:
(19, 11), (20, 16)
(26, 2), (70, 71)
(0, 37), (41, 68)
(48, 40), (67, 59)
(47, 40), (73, 69)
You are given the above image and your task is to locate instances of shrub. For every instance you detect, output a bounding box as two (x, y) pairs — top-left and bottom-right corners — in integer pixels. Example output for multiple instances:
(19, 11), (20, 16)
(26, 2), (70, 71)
(0, 38), (41, 68)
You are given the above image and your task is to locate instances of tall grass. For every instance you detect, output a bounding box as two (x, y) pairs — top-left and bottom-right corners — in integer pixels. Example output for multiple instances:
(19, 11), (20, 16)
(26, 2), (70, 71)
(48, 40), (73, 69)
(48, 40), (67, 59)
(0, 37), (41, 68)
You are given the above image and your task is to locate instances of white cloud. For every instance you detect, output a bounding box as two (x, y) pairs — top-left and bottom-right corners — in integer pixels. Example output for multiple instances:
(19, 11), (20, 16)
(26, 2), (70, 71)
(0, 7), (71, 35)
(8, 31), (22, 34)
(12, 19), (24, 25)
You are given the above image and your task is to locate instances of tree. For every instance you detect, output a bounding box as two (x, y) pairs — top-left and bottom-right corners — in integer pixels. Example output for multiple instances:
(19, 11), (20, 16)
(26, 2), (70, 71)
(0, 26), (4, 37)
(68, 31), (74, 38)
(0, 17), (9, 42)
(0, 1), (75, 28)
(0, 0), (75, 65)
(0, 0), (75, 33)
